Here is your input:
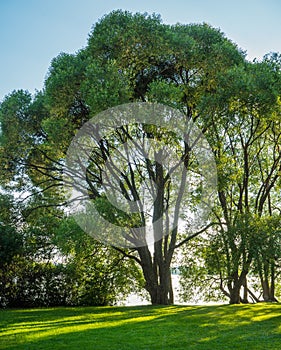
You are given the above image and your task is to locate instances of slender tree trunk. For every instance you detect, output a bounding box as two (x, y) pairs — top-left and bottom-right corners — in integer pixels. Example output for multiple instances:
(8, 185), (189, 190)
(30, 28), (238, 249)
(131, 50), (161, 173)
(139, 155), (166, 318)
(262, 279), (270, 301)
(247, 288), (260, 303)
(260, 262), (278, 302)
(168, 273), (174, 304)
(269, 262), (278, 302)
(241, 275), (249, 304)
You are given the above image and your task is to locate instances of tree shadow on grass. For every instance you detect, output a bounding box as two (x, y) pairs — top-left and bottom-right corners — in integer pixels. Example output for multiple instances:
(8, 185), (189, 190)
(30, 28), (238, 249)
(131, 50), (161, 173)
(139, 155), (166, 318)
(1, 304), (281, 350)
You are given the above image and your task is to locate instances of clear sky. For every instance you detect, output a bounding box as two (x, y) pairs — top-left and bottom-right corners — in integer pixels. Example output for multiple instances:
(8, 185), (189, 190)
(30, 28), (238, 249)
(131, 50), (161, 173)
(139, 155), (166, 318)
(1, 0), (281, 102)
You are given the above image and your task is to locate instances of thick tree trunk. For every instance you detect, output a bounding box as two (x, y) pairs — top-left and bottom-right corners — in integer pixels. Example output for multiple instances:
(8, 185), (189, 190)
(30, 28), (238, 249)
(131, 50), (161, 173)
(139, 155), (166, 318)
(147, 262), (173, 305)
(229, 285), (241, 304)
(149, 282), (172, 305)
(145, 271), (173, 305)
(227, 270), (249, 304)
(227, 272), (240, 304)
(137, 246), (173, 305)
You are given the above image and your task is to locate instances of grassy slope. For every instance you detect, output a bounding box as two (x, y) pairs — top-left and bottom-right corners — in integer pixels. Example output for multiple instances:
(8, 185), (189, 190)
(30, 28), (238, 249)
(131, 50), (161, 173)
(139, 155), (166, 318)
(0, 304), (280, 350)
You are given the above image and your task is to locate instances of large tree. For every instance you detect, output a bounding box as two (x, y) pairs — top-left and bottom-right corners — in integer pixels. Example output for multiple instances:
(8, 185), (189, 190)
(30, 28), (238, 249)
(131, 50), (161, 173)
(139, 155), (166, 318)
(50, 11), (243, 305)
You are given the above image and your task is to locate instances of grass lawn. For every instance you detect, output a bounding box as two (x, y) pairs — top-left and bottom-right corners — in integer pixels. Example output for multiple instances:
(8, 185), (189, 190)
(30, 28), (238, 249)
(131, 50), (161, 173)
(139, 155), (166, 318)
(0, 303), (281, 349)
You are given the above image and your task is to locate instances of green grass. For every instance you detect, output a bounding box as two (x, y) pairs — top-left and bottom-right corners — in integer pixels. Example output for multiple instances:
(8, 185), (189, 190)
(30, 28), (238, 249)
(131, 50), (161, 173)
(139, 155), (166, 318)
(0, 303), (281, 349)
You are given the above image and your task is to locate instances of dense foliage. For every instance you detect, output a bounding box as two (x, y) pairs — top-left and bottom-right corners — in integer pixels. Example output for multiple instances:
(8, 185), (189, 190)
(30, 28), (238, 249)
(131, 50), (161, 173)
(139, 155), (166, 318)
(0, 10), (281, 305)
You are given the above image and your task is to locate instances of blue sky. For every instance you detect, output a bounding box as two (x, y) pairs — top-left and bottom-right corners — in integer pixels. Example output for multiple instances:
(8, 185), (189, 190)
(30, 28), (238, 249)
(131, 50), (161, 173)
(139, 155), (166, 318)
(1, 0), (281, 102)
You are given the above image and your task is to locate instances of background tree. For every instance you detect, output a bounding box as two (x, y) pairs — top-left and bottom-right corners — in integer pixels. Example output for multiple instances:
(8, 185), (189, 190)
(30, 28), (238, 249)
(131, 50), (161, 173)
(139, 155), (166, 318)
(252, 215), (281, 302)
(179, 55), (281, 304)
